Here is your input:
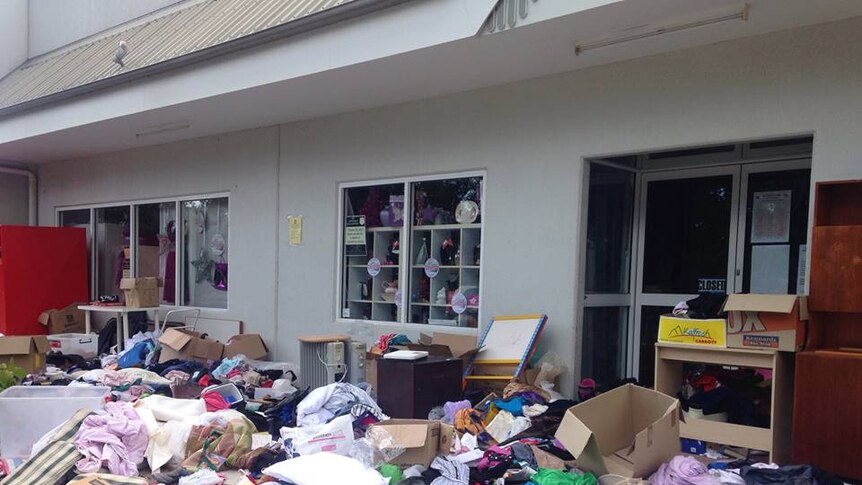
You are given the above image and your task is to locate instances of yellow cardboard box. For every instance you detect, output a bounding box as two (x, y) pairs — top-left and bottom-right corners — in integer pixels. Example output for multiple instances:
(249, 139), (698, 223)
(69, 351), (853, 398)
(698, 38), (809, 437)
(658, 315), (726, 347)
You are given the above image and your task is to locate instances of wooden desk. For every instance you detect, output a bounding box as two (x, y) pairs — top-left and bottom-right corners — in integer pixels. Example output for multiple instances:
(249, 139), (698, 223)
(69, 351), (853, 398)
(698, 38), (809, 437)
(654, 343), (793, 463)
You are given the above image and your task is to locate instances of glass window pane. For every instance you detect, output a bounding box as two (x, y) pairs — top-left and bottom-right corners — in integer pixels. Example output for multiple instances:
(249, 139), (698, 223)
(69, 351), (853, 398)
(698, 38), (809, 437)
(95, 206), (130, 301)
(181, 197), (228, 309)
(742, 169), (811, 294)
(642, 176), (733, 294)
(638, 305), (673, 387)
(408, 176), (483, 327)
(581, 306), (628, 388)
(585, 164), (635, 294)
(136, 202), (177, 305)
(341, 184), (405, 322)
(60, 209), (93, 299)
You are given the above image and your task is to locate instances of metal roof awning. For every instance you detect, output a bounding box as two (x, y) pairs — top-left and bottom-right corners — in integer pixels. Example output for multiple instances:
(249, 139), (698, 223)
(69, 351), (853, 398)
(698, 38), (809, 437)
(0, 0), (405, 116)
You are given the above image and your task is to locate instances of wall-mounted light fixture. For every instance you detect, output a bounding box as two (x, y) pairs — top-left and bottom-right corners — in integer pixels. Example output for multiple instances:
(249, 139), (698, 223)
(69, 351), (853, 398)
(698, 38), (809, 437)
(575, 5), (748, 55)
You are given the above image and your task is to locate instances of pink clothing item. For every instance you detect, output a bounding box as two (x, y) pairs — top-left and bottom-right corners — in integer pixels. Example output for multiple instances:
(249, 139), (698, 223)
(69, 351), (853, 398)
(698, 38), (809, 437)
(74, 401), (149, 477)
(202, 391), (231, 412)
(650, 455), (720, 485)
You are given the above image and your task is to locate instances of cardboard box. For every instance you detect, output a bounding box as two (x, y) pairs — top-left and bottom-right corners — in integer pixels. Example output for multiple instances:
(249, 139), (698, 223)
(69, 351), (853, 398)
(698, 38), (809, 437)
(722, 294), (808, 351)
(0, 335), (50, 373)
(404, 332), (481, 359)
(120, 277), (163, 308)
(657, 315), (726, 347)
(38, 304), (86, 334)
(369, 419), (454, 467)
(556, 384), (680, 478)
(224, 334), (268, 360)
(158, 328), (224, 363)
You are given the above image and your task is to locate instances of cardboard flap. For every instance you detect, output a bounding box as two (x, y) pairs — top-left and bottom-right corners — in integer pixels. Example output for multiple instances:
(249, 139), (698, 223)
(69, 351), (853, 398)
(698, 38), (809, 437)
(432, 333), (478, 357)
(556, 410), (596, 456)
(159, 328), (194, 351)
(381, 424), (431, 448)
(120, 277), (163, 289)
(437, 423), (454, 454)
(37, 311), (54, 326)
(0, 336), (37, 355)
(723, 294), (799, 314)
(32, 336), (50, 353)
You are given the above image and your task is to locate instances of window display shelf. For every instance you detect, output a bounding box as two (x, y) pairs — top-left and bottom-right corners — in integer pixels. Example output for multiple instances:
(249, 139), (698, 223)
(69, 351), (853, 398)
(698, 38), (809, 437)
(413, 223), (480, 230)
(367, 227), (402, 232)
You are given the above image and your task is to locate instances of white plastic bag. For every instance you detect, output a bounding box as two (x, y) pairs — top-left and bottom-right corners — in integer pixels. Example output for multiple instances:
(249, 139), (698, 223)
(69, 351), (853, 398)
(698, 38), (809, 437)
(347, 426), (405, 469)
(533, 351), (566, 401)
(280, 414), (354, 457)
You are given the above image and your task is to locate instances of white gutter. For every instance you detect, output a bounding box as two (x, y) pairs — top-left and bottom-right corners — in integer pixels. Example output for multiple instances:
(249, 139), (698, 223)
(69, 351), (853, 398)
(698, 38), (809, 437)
(0, 165), (37, 225)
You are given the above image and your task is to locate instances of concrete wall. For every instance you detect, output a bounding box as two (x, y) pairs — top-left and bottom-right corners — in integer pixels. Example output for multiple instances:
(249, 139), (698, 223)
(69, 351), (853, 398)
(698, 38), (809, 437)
(38, 17), (862, 396)
(0, 173), (29, 225)
(38, 127), (280, 345)
(28, 0), (182, 57)
(0, 0), (28, 78)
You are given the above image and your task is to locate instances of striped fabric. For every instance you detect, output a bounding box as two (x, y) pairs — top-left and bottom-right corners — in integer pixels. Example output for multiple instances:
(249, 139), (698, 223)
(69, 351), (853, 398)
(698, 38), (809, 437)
(0, 409), (94, 485)
(0, 440), (81, 485)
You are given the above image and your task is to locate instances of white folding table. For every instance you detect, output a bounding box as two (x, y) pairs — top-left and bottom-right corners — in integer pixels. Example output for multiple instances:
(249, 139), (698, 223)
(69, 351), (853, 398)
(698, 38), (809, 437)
(78, 305), (161, 352)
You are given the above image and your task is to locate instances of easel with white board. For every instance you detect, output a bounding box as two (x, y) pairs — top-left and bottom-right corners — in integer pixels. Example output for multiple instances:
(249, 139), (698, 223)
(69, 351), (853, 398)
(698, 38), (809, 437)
(464, 313), (547, 387)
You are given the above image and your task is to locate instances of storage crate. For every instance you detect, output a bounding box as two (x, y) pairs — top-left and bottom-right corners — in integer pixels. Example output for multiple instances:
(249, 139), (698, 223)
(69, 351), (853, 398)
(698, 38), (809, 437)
(0, 385), (109, 458)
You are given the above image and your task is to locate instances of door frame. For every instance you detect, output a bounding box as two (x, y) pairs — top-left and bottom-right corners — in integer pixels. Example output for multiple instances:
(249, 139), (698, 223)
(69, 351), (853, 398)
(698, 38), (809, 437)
(631, 165), (741, 378)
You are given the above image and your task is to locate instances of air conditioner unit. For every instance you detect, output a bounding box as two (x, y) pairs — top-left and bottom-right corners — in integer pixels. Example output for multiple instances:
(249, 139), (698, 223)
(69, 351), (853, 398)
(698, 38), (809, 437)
(299, 338), (346, 389)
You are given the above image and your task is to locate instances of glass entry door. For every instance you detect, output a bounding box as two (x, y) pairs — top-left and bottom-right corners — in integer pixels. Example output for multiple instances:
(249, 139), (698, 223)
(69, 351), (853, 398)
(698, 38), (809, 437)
(634, 167), (740, 384)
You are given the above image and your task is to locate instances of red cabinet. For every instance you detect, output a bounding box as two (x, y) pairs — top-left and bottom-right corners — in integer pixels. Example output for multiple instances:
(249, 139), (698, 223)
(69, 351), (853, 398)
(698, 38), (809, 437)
(0, 226), (88, 336)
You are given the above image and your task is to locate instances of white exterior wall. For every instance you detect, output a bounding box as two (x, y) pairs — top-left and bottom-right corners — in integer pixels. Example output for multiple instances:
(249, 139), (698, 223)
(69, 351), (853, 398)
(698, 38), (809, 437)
(0, 173), (29, 225)
(38, 17), (862, 396)
(27, 0), (182, 57)
(37, 127), (280, 345)
(0, 0), (28, 78)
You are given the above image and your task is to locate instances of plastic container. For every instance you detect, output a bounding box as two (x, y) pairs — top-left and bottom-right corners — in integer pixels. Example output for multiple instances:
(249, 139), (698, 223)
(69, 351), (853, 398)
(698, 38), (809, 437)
(47, 333), (98, 358)
(202, 383), (244, 406)
(0, 385), (110, 458)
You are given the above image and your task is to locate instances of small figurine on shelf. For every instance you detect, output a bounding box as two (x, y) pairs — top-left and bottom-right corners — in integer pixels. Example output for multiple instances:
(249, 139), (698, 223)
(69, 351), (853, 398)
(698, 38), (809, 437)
(388, 235), (400, 265)
(473, 243), (481, 266)
(358, 188), (383, 227)
(440, 238), (457, 265)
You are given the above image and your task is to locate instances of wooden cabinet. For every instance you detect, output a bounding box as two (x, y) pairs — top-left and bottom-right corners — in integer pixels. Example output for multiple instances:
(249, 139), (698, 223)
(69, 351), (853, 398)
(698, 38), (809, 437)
(793, 180), (862, 479)
(376, 356), (463, 419)
(792, 350), (862, 477)
(0, 225), (89, 335)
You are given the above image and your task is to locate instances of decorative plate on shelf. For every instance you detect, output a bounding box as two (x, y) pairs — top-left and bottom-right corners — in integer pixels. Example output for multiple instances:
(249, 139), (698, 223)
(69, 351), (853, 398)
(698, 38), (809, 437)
(455, 200), (479, 224)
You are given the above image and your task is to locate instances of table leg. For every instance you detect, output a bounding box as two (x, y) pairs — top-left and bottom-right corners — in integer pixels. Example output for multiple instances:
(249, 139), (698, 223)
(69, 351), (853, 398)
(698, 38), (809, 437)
(85, 311), (92, 334)
(121, 312), (130, 352)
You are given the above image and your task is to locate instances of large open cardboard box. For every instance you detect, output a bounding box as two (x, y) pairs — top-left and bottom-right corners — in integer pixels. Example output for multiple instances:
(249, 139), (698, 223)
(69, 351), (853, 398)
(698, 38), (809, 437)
(223, 334), (268, 360)
(0, 335), (49, 373)
(158, 328), (224, 363)
(369, 419), (454, 467)
(556, 384), (679, 478)
(38, 304), (85, 334)
(723, 294), (808, 351)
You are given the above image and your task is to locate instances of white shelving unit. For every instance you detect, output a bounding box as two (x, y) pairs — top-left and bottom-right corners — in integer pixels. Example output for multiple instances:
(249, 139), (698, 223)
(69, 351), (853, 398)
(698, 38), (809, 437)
(344, 226), (403, 322)
(408, 223), (481, 327)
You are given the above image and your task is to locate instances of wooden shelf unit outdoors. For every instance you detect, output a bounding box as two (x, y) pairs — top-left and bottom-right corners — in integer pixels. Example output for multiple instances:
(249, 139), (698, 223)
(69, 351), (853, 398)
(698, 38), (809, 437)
(654, 342), (793, 463)
(792, 180), (862, 479)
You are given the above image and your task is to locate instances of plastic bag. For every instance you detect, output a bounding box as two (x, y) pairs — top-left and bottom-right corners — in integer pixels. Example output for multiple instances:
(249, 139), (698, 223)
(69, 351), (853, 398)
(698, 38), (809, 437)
(347, 426), (405, 469)
(281, 414), (354, 457)
(533, 351), (566, 401)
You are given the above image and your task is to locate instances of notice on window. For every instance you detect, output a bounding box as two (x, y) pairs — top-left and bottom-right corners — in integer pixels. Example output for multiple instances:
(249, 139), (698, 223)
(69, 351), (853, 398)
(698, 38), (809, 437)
(344, 215), (367, 256)
(751, 190), (791, 243)
(751, 244), (790, 294)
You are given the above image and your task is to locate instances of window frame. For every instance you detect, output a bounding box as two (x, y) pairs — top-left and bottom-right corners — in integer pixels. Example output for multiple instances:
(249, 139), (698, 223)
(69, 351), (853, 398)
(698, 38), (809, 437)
(55, 191), (230, 311)
(336, 170), (486, 333)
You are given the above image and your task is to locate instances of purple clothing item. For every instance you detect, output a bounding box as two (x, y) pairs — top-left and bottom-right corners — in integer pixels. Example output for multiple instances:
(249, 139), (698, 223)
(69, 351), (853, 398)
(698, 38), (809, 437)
(74, 401), (149, 477)
(443, 400), (472, 424)
(650, 455), (720, 485)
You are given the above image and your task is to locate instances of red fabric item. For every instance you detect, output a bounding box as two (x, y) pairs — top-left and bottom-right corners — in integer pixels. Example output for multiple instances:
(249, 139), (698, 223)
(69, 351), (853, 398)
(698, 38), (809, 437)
(226, 368), (242, 379)
(198, 375), (212, 386)
(202, 391), (230, 412)
(260, 380), (273, 388)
